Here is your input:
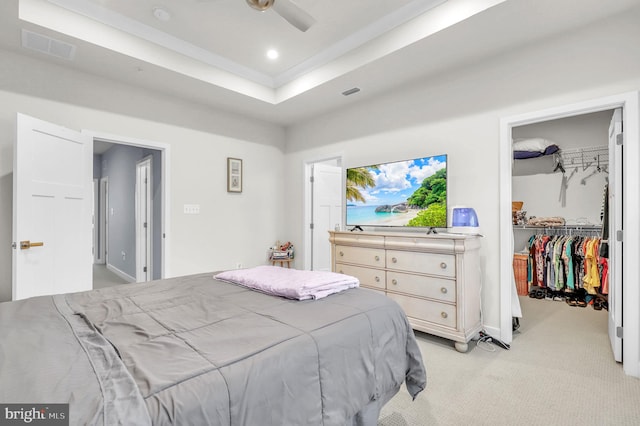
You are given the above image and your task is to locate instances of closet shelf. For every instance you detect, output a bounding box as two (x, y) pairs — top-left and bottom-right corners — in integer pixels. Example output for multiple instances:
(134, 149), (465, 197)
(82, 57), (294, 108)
(513, 224), (602, 230)
(513, 224), (602, 236)
(558, 145), (608, 171)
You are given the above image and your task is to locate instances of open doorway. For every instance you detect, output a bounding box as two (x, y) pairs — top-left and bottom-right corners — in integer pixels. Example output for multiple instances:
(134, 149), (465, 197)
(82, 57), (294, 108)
(510, 110), (618, 355)
(499, 91), (640, 377)
(91, 134), (169, 288)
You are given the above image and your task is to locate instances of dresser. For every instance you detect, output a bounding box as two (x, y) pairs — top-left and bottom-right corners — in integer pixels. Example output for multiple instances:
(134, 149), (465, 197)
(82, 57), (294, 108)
(329, 231), (482, 352)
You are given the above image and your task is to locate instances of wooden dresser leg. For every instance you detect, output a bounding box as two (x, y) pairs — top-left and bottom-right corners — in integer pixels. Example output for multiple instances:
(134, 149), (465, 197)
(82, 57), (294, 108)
(454, 341), (469, 353)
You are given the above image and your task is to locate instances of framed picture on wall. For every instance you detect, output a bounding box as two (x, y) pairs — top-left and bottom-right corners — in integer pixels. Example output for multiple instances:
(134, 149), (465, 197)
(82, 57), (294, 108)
(227, 157), (243, 193)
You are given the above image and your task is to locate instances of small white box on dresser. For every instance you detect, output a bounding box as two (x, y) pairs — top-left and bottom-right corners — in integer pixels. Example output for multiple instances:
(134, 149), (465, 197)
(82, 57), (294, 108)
(330, 230), (482, 352)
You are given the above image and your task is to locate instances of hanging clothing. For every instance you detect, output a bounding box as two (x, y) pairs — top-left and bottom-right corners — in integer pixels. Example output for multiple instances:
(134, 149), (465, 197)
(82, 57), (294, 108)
(535, 236), (549, 286)
(583, 238), (601, 295)
(562, 237), (575, 290)
(526, 233), (606, 296)
(527, 235), (538, 288)
(599, 184), (609, 258)
(599, 256), (609, 295)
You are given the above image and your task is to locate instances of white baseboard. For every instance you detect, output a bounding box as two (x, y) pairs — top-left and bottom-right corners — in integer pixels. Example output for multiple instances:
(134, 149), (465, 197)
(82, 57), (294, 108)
(482, 324), (502, 341)
(106, 264), (135, 283)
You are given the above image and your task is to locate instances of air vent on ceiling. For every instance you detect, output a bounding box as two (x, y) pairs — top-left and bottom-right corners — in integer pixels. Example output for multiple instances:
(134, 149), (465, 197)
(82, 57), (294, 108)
(342, 87), (361, 96)
(21, 29), (76, 61)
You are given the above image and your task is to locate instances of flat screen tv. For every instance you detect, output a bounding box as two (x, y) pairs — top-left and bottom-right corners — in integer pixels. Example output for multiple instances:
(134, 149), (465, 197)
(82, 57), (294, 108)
(345, 154), (447, 229)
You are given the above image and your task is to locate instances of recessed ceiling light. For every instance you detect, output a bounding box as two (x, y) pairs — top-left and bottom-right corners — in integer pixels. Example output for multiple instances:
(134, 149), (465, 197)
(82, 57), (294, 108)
(153, 7), (171, 22)
(266, 49), (279, 60)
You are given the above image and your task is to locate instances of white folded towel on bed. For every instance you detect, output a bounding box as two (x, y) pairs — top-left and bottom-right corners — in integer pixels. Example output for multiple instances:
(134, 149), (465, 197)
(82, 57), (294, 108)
(214, 266), (359, 300)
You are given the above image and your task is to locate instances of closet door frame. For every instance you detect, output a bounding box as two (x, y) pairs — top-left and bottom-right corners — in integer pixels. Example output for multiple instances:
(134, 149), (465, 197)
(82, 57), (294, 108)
(499, 91), (640, 378)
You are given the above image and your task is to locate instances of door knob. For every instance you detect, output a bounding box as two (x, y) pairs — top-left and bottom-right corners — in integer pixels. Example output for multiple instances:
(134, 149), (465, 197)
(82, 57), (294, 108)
(20, 240), (44, 250)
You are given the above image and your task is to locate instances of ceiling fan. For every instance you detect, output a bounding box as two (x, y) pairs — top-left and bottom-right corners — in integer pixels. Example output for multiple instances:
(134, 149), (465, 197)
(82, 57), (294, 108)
(245, 0), (316, 32)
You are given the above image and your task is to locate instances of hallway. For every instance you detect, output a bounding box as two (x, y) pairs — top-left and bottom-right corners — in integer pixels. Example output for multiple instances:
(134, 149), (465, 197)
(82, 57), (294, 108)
(93, 264), (129, 290)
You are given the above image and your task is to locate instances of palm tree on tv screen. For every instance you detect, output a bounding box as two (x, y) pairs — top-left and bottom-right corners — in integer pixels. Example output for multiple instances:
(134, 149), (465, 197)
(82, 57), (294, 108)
(346, 166), (377, 202)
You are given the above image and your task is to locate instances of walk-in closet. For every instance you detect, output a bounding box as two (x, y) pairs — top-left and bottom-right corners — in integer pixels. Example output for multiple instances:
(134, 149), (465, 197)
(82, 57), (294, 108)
(511, 109), (617, 325)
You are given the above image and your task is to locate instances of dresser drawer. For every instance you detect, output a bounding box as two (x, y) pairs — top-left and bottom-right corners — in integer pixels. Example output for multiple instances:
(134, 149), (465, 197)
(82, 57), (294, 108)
(386, 250), (455, 278)
(332, 233), (385, 247)
(388, 293), (456, 329)
(385, 236), (455, 252)
(335, 245), (385, 268)
(336, 264), (385, 290)
(386, 271), (455, 303)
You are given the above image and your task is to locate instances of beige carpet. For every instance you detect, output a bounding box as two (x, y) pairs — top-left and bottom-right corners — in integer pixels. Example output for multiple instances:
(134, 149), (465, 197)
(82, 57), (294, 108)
(93, 264), (129, 289)
(379, 296), (640, 425)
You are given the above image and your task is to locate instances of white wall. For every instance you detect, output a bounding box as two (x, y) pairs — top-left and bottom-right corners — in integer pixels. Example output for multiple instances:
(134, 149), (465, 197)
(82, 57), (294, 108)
(0, 50), (286, 301)
(284, 9), (640, 332)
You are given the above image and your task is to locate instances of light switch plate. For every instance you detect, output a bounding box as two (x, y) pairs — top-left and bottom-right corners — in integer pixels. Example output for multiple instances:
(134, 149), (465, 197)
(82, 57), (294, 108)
(184, 204), (200, 214)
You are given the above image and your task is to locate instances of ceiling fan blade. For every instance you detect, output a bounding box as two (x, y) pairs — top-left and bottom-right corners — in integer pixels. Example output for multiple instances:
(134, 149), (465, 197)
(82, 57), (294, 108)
(272, 0), (315, 32)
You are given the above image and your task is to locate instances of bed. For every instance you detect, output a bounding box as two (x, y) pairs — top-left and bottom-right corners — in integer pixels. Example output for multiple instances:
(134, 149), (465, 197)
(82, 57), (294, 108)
(0, 271), (426, 425)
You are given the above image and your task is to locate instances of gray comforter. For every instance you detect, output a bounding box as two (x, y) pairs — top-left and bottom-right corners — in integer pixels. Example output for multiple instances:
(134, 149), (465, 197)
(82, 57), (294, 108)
(0, 273), (426, 425)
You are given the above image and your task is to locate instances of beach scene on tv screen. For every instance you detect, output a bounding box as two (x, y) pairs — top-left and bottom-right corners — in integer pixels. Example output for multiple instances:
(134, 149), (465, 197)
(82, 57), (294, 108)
(346, 155), (447, 228)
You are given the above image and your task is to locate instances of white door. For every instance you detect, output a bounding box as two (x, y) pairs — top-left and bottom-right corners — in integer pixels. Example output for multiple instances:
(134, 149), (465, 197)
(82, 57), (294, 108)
(608, 108), (623, 362)
(93, 179), (99, 263)
(12, 114), (93, 300)
(311, 163), (342, 271)
(98, 176), (108, 264)
(135, 157), (152, 282)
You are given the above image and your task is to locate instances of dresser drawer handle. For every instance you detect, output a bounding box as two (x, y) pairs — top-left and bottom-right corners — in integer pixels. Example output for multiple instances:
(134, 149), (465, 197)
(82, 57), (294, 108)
(339, 251), (344, 257)
(441, 287), (448, 294)
(375, 276), (380, 283)
(374, 255), (380, 261)
(391, 279), (398, 285)
(441, 312), (448, 319)
(391, 257), (397, 263)
(440, 262), (447, 269)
